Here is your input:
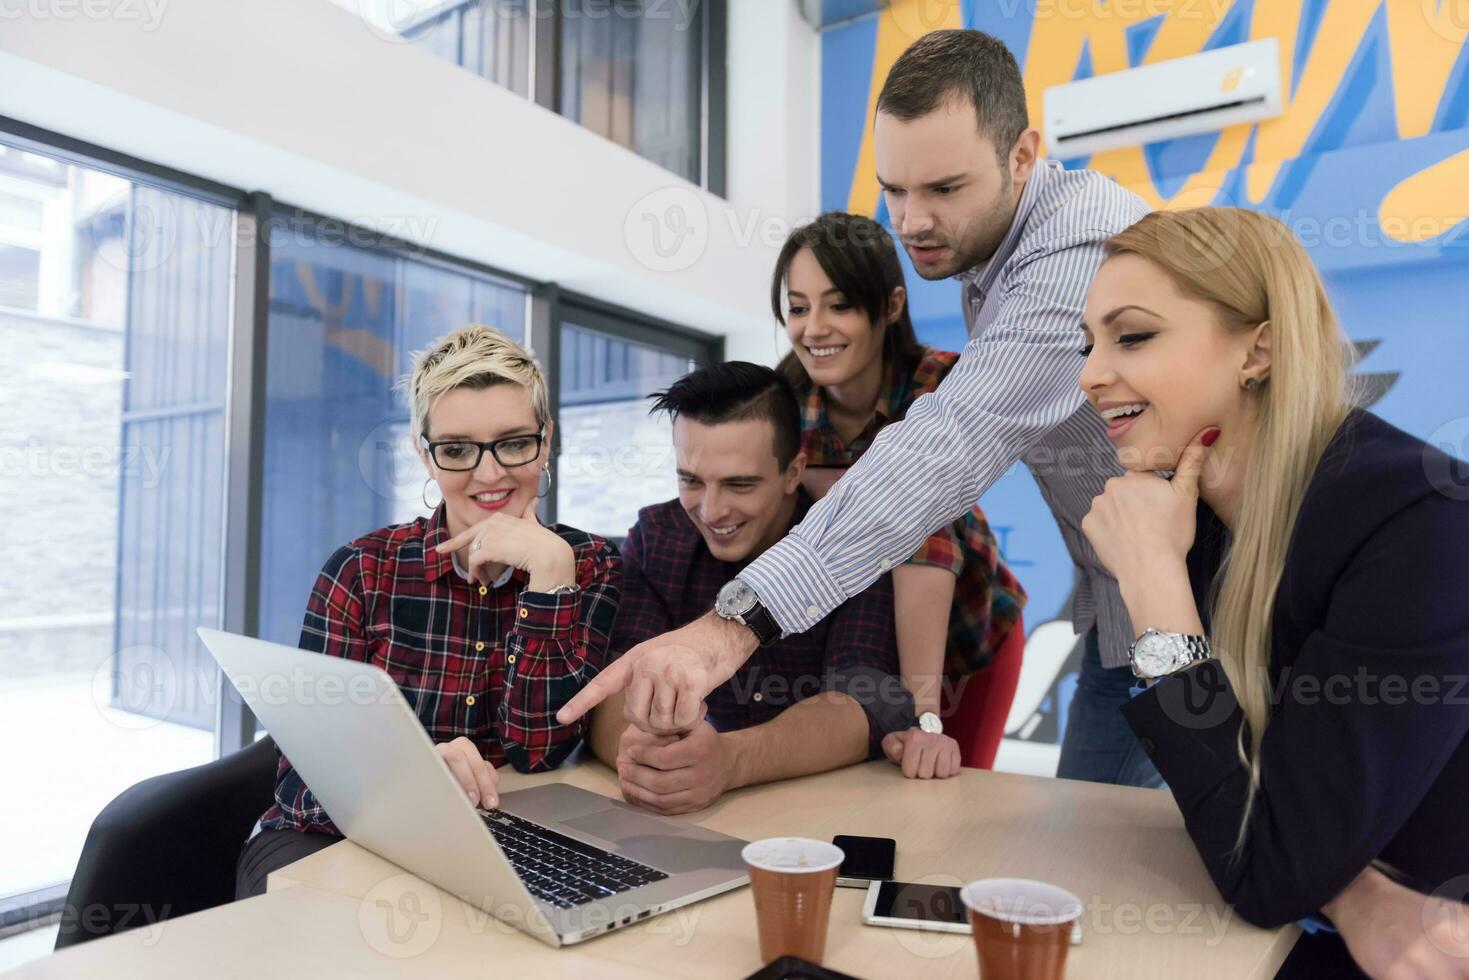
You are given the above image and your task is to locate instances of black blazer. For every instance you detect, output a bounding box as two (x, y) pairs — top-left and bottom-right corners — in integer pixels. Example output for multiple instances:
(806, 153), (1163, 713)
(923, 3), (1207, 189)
(1123, 409), (1469, 928)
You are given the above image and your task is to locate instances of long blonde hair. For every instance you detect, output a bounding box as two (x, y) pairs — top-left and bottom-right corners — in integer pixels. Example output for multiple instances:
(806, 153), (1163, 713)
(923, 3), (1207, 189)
(1104, 208), (1355, 850)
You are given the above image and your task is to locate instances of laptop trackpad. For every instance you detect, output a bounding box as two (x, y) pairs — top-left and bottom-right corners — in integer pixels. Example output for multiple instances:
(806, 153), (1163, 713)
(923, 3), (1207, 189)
(562, 807), (684, 845)
(563, 808), (737, 872)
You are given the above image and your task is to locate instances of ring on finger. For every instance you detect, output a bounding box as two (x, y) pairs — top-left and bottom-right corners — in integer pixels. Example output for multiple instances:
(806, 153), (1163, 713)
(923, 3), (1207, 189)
(471, 539), (481, 552)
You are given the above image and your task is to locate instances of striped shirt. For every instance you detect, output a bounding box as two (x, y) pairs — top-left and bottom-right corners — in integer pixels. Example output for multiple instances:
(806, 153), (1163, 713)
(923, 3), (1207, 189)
(740, 159), (1151, 668)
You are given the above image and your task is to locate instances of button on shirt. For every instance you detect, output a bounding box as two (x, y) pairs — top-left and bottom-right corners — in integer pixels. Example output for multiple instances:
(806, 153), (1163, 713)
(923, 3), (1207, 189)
(258, 505), (621, 836)
(740, 159), (1150, 667)
(611, 494), (910, 757)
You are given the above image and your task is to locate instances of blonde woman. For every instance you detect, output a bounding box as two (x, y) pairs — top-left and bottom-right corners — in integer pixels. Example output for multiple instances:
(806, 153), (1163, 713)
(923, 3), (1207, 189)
(1079, 208), (1469, 977)
(236, 325), (621, 899)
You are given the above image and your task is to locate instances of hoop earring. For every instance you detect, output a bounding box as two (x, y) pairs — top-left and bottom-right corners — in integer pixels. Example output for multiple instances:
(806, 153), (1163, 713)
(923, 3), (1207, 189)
(537, 463), (553, 499)
(422, 478), (442, 511)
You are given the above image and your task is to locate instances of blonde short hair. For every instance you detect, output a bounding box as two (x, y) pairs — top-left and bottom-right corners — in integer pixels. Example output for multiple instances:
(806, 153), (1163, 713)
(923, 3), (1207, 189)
(402, 325), (550, 439)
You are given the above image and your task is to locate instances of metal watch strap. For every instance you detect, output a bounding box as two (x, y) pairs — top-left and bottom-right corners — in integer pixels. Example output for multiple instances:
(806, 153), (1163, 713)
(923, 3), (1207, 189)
(1175, 634), (1212, 668)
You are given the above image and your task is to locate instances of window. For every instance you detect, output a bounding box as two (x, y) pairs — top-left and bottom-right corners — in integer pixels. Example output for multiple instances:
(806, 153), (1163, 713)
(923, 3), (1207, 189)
(554, 303), (718, 538)
(0, 139), (231, 905)
(257, 216), (529, 648)
(559, 0), (705, 183)
(326, 0), (724, 191)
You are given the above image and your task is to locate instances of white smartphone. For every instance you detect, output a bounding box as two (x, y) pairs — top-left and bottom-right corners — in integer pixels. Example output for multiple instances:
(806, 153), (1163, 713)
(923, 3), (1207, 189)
(862, 880), (1084, 943)
(861, 880), (971, 935)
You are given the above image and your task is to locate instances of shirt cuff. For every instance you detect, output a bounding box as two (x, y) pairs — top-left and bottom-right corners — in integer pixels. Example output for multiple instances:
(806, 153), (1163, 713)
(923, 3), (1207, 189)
(739, 534), (849, 635)
(1297, 913), (1338, 935)
(512, 588), (581, 638)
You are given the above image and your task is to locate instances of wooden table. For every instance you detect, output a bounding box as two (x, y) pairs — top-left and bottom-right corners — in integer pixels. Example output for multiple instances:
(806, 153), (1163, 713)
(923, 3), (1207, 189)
(12, 755), (1298, 978)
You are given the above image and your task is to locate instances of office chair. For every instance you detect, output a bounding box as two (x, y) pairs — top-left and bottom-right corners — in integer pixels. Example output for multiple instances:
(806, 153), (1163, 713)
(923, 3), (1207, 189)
(53, 735), (278, 949)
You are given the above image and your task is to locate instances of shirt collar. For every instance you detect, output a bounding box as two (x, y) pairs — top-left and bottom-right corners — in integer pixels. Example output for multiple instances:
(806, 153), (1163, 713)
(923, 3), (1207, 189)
(420, 504), (525, 589)
(954, 157), (1052, 293)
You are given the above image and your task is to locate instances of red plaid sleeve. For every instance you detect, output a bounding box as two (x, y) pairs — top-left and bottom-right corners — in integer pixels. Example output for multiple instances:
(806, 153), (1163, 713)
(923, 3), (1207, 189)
(261, 544), (368, 835)
(905, 521), (966, 577)
(497, 535), (622, 772)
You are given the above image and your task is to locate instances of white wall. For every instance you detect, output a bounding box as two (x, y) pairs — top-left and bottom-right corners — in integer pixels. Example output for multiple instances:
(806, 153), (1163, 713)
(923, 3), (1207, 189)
(0, 0), (820, 362)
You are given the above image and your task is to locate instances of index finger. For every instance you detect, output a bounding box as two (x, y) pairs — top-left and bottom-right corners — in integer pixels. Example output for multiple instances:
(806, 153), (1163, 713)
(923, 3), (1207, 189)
(435, 524), (480, 553)
(558, 654), (633, 724)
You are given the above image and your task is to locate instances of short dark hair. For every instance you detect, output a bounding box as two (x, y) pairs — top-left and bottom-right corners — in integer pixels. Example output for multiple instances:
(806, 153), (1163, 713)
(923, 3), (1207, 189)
(771, 211), (926, 392)
(876, 29), (1028, 161)
(649, 362), (802, 470)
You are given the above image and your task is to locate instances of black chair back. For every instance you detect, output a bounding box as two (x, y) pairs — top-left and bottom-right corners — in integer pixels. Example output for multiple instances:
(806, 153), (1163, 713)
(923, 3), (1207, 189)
(54, 735), (278, 949)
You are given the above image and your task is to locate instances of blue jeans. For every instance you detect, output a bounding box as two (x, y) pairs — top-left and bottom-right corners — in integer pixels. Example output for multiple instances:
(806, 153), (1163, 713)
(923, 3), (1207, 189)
(1056, 628), (1164, 788)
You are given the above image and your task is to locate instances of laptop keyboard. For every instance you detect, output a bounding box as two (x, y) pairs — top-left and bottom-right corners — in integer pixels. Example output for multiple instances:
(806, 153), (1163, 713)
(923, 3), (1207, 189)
(482, 809), (670, 909)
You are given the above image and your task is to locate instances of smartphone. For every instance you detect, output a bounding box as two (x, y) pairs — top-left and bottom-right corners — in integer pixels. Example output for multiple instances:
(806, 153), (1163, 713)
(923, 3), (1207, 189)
(863, 880), (1085, 943)
(741, 955), (861, 980)
(861, 880), (971, 934)
(832, 835), (896, 889)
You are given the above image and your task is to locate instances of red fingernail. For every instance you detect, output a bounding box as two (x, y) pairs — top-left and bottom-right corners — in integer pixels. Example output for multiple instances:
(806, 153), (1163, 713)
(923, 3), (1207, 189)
(1201, 428), (1221, 447)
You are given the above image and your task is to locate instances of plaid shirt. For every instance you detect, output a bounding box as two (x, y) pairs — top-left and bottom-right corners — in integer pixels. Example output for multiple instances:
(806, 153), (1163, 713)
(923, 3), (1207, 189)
(259, 505), (621, 835)
(797, 347), (1026, 674)
(612, 493), (908, 758)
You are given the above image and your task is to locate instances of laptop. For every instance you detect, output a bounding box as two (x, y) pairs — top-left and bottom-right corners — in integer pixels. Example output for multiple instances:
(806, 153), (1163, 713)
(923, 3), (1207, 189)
(198, 627), (749, 947)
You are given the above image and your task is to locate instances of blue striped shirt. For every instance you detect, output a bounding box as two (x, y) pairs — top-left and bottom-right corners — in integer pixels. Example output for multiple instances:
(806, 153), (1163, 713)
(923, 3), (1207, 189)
(741, 159), (1151, 668)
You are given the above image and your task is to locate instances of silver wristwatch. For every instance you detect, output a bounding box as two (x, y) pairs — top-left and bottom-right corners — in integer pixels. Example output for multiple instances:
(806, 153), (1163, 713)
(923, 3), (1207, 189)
(1128, 628), (1213, 681)
(916, 711), (943, 735)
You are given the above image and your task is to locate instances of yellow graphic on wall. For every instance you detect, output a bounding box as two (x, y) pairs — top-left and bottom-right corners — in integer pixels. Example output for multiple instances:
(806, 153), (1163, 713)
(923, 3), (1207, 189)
(846, 0), (1469, 219)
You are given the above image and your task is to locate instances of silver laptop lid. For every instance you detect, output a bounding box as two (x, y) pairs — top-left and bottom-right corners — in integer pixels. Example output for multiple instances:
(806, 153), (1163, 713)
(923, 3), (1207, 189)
(197, 627), (559, 946)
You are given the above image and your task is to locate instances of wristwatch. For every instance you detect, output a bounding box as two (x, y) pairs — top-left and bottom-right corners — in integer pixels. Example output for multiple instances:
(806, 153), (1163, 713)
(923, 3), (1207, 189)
(715, 578), (781, 647)
(917, 711), (943, 735)
(1128, 628), (1213, 681)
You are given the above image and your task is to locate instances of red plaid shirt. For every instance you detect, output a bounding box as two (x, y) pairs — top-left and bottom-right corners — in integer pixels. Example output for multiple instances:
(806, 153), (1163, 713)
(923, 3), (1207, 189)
(259, 505), (620, 835)
(798, 347), (1026, 674)
(611, 493), (909, 758)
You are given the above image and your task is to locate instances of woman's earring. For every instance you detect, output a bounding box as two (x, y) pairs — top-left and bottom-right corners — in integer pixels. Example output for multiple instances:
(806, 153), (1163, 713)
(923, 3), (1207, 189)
(421, 478), (441, 511)
(537, 463), (553, 499)
(1242, 376), (1262, 391)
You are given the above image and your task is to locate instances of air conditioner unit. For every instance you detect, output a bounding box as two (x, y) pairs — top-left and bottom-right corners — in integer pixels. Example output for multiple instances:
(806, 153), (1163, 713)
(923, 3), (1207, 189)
(1043, 38), (1282, 159)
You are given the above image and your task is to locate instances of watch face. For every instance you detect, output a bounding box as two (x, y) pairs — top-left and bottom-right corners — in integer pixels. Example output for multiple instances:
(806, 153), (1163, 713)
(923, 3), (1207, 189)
(1133, 632), (1180, 677)
(717, 579), (756, 618)
(918, 712), (942, 734)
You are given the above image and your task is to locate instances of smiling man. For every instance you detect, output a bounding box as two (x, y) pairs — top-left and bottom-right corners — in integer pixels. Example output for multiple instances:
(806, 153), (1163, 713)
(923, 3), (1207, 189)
(563, 30), (1159, 789)
(587, 362), (911, 814)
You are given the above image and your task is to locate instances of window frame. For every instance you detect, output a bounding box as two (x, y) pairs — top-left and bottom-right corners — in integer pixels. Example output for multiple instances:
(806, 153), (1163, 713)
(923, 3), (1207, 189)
(0, 116), (723, 930)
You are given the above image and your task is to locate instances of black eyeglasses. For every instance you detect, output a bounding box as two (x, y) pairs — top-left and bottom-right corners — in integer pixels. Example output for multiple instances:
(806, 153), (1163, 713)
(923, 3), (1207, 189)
(422, 429), (544, 471)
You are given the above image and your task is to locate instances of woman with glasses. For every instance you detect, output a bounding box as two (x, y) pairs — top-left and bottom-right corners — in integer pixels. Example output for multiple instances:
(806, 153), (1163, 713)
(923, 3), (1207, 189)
(236, 324), (621, 899)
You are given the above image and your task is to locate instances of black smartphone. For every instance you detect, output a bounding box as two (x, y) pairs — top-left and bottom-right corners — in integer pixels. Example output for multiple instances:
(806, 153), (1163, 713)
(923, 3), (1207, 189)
(742, 955), (861, 980)
(831, 834), (896, 889)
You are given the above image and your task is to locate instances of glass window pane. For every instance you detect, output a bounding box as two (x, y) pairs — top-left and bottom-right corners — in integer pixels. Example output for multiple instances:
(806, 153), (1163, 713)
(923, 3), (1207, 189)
(0, 243), (40, 310)
(0, 142), (228, 903)
(258, 228), (527, 649)
(559, 0), (703, 183)
(0, 190), (44, 232)
(327, 0), (531, 97)
(555, 322), (695, 538)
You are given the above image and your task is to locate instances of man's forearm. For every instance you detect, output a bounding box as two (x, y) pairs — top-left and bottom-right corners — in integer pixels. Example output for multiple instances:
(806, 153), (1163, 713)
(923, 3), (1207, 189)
(723, 692), (870, 790)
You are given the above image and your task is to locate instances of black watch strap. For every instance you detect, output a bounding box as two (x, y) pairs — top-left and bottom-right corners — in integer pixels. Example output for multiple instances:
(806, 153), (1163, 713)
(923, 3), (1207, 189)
(740, 602), (781, 647)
